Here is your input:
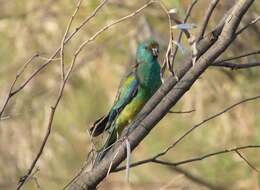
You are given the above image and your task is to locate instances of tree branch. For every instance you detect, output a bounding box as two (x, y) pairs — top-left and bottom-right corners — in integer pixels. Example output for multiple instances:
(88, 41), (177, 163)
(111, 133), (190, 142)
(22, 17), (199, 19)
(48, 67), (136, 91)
(114, 145), (260, 171)
(211, 61), (260, 69)
(151, 95), (260, 161)
(214, 49), (260, 64)
(167, 0), (198, 74)
(235, 150), (260, 173)
(0, 54), (39, 120)
(168, 109), (195, 114)
(16, 1), (84, 189)
(236, 15), (260, 35)
(197, 0), (220, 41)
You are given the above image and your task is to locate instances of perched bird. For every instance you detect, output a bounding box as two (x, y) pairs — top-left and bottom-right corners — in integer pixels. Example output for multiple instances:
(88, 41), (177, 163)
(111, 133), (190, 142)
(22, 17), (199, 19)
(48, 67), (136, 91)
(90, 38), (162, 164)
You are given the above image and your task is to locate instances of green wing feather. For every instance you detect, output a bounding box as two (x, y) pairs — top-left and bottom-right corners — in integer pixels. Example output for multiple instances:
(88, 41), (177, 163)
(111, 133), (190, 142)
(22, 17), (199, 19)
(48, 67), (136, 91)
(90, 71), (138, 136)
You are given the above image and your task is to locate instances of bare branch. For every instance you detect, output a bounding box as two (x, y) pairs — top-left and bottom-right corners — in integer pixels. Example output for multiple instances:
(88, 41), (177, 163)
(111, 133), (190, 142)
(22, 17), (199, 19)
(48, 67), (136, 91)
(153, 95), (260, 159)
(73, 1), (154, 57)
(16, 69), (73, 190)
(114, 145), (260, 172)
(60, 0), (82, 81)
(0, 53), (39, 120)
(236, 15), (260, 35)
(16, 1), (84, 189)
(155, 1), (176, 77)
(197, 0), (220, 41)
(168, 109), (195, 114)
(235, 150), (260, 172)
(211, 61), (260, 69)
(165, 0), (198, 74)
(215, 49), (260, 64)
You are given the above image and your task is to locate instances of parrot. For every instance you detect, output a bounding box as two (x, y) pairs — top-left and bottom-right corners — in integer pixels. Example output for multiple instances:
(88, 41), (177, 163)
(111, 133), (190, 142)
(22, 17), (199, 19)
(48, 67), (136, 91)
(90, 38), (162, 164)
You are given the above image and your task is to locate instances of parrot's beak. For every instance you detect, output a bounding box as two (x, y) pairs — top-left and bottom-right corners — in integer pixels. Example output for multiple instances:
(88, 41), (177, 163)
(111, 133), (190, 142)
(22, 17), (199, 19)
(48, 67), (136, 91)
(152, 47), (159, 57)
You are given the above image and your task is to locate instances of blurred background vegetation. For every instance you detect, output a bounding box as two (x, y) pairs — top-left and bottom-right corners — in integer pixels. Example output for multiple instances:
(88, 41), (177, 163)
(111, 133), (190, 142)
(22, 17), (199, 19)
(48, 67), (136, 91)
(0, 0), (260, 189)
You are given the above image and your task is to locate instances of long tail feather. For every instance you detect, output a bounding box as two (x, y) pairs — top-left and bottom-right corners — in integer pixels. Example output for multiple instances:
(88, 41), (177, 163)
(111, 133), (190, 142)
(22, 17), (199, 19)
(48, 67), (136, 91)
(93, 128), (117, 166)
(90, 115), (109, 137)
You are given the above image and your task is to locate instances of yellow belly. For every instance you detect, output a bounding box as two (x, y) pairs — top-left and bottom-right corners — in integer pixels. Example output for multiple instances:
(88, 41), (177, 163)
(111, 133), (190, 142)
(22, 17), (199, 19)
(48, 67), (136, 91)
(115, 98), (146, 134)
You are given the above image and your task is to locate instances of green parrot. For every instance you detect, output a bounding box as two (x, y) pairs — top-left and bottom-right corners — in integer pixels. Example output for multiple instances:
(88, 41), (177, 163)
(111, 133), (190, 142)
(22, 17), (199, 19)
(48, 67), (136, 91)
(90, 38), (162, 164)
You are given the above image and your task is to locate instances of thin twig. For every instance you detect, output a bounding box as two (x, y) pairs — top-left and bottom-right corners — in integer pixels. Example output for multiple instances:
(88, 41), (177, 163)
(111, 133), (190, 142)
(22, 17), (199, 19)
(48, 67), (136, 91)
(235, 150), (260, 173)
(114, 145), (260, 172)
(155, 0), (193, 78)
(16, 2), (84, 189)
(13, 0), (109, 95)
(60, 0), (82, 81)
(0, 54), (39, 120)
(168, 109), (195, 114)
(197, 0), (220, 41)
(74, 1), (154, 57)
(38, 56), (61, 61)
(169, 0), (198, 72)
(211, 61), (260, 69)
(215, 50), (260, 64)
(156, 95), (260, 158)
(161, 0), (197, 75)
(236, 15), (260, 35)
(155, 0), (175, 76)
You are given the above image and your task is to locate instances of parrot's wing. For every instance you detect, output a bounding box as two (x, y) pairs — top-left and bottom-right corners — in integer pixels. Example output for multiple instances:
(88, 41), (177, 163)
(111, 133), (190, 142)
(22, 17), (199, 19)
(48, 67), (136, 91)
(90, 71), (138, 137)
(109, 71), (138, 120)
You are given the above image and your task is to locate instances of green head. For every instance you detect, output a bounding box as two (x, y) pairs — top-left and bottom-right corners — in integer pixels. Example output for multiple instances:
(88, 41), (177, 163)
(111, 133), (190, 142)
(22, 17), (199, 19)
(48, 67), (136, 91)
(136, 38), (159, 63)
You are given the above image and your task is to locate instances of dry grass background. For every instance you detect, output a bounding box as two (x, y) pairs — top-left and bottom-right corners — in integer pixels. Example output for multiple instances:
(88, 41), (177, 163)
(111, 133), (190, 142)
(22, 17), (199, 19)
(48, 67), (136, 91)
(0, 0), (260, 189)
